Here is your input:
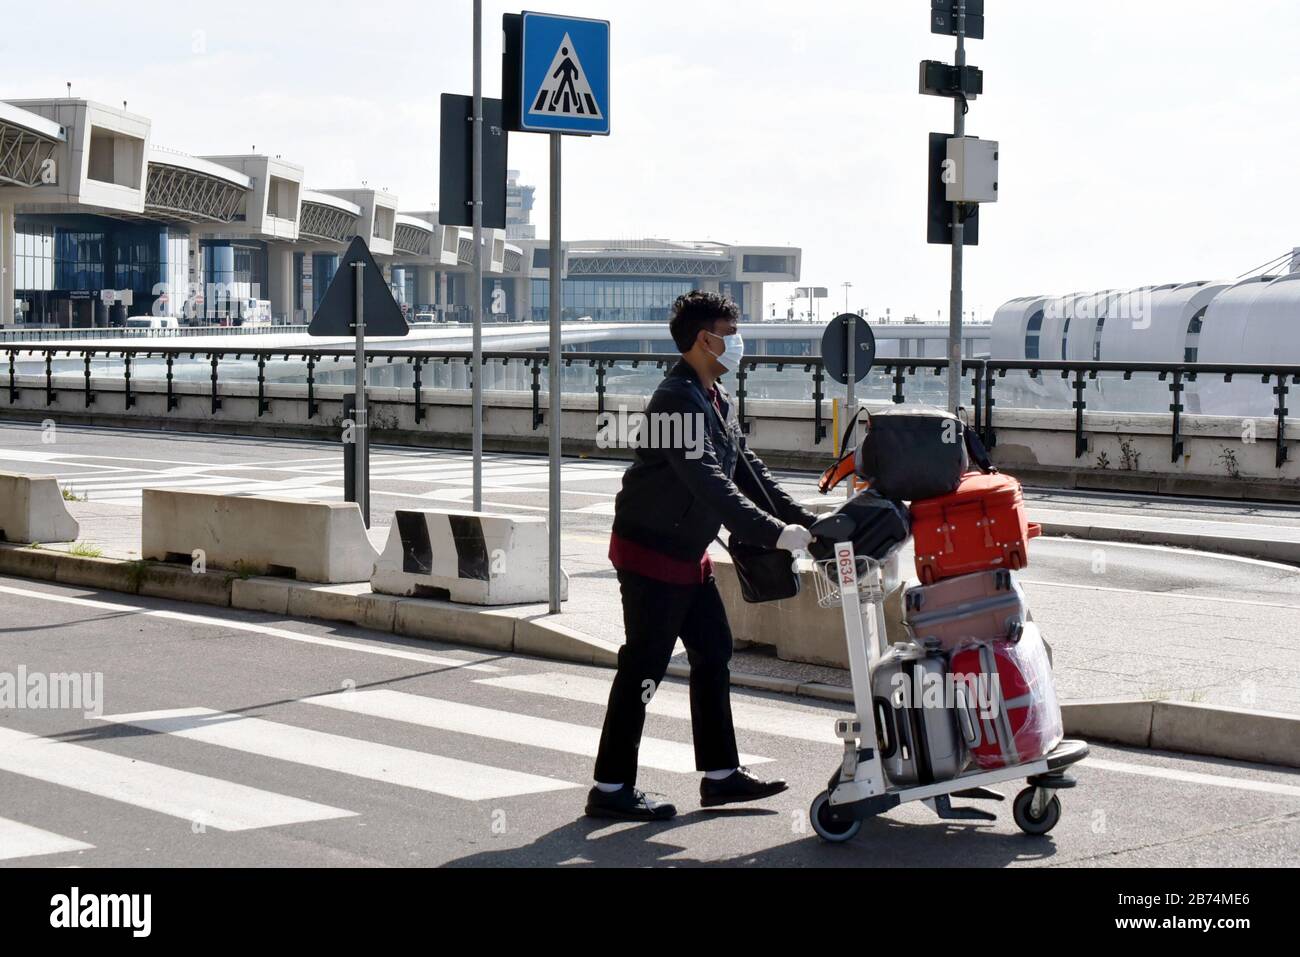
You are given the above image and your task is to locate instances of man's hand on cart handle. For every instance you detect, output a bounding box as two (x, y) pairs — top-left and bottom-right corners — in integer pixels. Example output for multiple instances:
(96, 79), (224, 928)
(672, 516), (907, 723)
(776, 524), (814, 553)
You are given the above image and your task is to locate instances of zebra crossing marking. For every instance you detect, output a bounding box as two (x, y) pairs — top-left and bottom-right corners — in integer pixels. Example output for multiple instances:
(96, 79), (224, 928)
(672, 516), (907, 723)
(301, 689), (769, 772)
(477, 672), (843, 744)
(98, 707), (579, 800)
(0, 816), (94, 861)
(0, 726), (353, 831)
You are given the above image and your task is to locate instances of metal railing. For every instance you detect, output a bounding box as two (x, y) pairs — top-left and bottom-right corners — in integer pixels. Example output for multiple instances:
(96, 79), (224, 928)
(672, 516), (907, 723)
(3, 344), (1297, 469)
(0, 324), (311, 343)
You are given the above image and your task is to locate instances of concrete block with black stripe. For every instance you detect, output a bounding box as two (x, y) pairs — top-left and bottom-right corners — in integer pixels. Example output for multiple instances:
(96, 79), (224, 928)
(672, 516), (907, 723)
(371, 509), (567, 605)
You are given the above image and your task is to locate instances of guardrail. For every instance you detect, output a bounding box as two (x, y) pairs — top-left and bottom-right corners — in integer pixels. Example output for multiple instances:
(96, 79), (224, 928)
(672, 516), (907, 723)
(3, 344), (1297, 470)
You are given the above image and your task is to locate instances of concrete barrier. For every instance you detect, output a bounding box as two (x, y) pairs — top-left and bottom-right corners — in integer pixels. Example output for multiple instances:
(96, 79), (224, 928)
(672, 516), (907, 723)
(371, 509), (567, 605)
(0, 471), (79, 544)
(713, 551), (910, 668)
(141, 489), (379, 584)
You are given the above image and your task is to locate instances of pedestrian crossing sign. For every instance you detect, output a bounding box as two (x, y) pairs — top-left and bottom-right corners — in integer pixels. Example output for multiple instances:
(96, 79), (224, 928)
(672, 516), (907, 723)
(519, 11), (610, 135)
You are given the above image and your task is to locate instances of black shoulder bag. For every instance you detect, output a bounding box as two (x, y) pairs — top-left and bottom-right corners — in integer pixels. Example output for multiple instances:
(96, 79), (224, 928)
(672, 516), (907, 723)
(706, 395), (801, 604)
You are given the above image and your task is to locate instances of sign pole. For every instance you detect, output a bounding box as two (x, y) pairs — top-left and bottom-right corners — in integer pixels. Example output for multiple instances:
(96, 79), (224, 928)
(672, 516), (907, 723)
(845, 316), (856, 501)
(548, 132), (563, 614)
(352, 261), (369, 528)
(471, 0), (485, 511)
(946, 0), (967, 414)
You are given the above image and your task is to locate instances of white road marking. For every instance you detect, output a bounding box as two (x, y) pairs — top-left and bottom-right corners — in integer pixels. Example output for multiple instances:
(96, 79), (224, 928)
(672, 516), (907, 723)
(0, 584), (504, 672)
(1017, 578), (1300, 612)
(1034, 535), (1300, 573)
(98, 708), (577, 800)
(477, 672), (843, 744)
(0, 726), (353, 830)
(302, 689), (768, 772)
(1086, 757), (1300, 799)
(0, 816), (94, 861)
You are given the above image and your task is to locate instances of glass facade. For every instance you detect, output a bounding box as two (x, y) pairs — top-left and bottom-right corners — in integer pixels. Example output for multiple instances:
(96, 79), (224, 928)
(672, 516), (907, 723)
(529, 277), (694, 323)
(742, 254), (790, 274)
(14, 223), (54, 292)
(55, 230), (107, 291)
(718, 281), (746, 319)
(202, 240), (267, 321)
(311, 253), (339, 314)
(293, 253), (305, 313)
(1024, 311), (1044, 360)
(765, 338), (814, 357)
(12, 216), (190, 325)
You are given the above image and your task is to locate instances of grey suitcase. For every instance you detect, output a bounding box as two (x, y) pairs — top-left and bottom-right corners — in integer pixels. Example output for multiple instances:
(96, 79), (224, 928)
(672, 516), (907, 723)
(871, 643), (968, 786)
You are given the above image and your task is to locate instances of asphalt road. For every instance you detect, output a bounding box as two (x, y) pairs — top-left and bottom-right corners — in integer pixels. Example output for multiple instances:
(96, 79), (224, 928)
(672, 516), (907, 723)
(1, 577), (1297, 868)
(2, 421), (1298, 710)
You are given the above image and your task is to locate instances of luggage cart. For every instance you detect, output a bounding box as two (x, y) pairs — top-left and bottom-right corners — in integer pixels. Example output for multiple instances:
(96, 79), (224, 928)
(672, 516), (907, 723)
(805, 539), (1088, 843)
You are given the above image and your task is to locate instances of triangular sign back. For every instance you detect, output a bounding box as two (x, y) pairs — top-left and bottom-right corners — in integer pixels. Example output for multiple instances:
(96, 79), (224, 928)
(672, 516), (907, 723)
(309, 236), (409, 337)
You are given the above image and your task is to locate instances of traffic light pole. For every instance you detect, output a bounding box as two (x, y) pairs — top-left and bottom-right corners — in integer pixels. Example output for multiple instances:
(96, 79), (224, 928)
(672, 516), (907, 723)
(946, 0), (966, 414)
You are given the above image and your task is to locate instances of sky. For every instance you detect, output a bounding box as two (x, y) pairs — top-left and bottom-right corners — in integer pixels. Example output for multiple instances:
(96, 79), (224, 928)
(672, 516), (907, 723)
(5, 0), (1298, 322)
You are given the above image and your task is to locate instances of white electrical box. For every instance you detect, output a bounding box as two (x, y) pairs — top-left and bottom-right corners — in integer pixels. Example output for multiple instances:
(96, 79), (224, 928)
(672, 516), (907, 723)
(945, 137), (999, 204)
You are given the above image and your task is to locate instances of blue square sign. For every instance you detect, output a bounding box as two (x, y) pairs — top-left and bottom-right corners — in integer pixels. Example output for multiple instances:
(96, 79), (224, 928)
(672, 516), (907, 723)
(519, 11), (610, 135)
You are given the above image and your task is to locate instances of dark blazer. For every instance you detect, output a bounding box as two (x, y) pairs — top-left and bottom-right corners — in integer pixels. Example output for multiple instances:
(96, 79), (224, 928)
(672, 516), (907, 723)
(611, 359), (818, 562)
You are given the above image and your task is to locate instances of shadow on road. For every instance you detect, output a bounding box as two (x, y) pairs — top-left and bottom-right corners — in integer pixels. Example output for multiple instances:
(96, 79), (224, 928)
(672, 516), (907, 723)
(443, 805), (1060, 868)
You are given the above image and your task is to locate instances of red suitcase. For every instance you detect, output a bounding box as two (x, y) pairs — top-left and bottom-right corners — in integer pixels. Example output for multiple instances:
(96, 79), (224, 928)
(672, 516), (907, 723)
(910, 472), (1041, 585)
(949, 624), (1063, 770)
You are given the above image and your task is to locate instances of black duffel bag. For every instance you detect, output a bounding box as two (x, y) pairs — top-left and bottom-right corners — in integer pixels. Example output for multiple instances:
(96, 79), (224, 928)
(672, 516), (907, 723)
(808, 489), (911, 573)
(819, 407), (996, 502)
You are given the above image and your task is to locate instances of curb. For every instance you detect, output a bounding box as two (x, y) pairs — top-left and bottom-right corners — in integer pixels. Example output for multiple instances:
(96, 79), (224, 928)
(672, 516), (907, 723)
(2, 544), (1296, 769)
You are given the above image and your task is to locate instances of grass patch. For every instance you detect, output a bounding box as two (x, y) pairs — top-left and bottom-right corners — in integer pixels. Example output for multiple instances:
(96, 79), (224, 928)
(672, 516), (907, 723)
(61, 486), (86, 502)
(68, 542), (103, 558)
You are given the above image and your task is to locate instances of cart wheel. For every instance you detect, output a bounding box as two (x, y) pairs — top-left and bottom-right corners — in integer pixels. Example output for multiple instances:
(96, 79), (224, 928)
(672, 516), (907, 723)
(810, 792), (861, 843)
(1013, 787), (1061, 836)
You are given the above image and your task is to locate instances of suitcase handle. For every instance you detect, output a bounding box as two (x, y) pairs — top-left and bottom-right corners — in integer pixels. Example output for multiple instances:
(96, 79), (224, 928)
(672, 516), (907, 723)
(953, 683), (980, 746)
(1027, 522), (1042, 539)
(873, 697), (898, 759)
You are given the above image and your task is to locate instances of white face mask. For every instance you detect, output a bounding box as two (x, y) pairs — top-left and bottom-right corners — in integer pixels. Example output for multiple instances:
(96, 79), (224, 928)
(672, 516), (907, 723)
(705, 330), (745, 373)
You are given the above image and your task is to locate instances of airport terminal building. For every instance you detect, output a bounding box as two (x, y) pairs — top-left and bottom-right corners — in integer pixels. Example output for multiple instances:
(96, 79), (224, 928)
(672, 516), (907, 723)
(0, 98), (800, 329)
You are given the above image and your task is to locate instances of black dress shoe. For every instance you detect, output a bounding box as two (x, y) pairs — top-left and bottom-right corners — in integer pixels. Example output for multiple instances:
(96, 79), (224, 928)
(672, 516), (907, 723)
(585, 785), (677, 821)
(700, 767), (789, 807)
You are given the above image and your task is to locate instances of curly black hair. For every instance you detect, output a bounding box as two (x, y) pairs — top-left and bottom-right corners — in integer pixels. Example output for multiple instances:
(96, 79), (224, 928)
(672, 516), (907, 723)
(668, 290), (741, 353)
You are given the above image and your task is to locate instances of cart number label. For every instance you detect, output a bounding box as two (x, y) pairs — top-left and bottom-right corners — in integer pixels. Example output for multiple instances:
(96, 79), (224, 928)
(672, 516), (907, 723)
(836, 546), (856, 586)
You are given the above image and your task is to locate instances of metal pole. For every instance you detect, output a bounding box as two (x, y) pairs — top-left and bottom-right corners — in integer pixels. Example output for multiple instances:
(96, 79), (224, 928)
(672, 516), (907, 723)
(548, 133), (563, 614)
(845, 315), (856, 502)
(946, 0), (967, 414)
(352, 261), (369, 528)
(470, 0), (484, 511)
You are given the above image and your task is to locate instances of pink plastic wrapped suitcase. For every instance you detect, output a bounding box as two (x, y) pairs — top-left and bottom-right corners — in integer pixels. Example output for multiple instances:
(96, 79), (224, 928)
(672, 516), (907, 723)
(949, 623), (1063, 770)
(904, 569), (1028, 653)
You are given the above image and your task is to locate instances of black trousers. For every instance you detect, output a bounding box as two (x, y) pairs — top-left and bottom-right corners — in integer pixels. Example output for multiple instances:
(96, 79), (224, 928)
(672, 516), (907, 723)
(593, 570), (741, 787)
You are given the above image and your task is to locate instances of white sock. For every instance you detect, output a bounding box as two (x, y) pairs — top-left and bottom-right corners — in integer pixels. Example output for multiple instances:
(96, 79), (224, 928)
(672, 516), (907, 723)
(704, 768), (739, 781)
(593, 781), (624, 793)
